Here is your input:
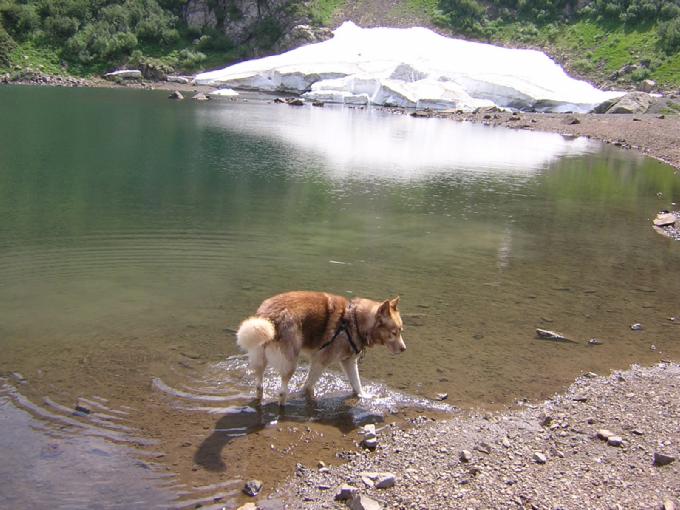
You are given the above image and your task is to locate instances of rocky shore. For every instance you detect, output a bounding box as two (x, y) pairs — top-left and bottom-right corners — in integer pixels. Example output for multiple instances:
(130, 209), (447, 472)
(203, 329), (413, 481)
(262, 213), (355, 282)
(409, 106), (680, 173)
(269, 363), (679, 510)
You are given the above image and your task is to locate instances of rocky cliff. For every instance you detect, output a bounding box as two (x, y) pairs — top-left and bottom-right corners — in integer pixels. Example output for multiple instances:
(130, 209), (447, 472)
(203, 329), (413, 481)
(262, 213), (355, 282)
(183, 0), (331, 54)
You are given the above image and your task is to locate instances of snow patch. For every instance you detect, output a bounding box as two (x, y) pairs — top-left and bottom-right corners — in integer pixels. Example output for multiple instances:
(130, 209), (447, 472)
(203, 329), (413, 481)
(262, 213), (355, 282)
(196, 21), (622, 112)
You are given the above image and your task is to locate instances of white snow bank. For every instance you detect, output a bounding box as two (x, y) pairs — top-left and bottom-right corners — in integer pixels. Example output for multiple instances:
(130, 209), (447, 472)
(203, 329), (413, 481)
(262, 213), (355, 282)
(196, 22), (622, 112)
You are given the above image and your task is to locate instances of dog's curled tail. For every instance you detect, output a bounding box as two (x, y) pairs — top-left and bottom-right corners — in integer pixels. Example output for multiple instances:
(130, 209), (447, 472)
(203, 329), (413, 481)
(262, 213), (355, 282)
(236, 316), (275, 351)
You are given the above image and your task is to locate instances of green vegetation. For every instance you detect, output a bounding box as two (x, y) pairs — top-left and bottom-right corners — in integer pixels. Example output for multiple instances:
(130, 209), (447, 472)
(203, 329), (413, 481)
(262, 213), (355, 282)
(1, 0), (680, 88)
(308, 0), (347, 26)
(434, 0), (680, 87)
(0, 0), (249, 77)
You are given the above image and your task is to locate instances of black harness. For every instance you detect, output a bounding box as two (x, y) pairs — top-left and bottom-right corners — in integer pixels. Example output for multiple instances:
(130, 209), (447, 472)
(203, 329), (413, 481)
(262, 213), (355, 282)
(319, 305), (364, 355)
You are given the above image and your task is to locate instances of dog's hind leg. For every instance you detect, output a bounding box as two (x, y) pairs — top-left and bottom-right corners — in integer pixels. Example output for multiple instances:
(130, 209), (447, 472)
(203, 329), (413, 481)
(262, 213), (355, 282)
(340, 357), (366, 398)
(248, 347), (266, 401)
(264, 343), (296, 405)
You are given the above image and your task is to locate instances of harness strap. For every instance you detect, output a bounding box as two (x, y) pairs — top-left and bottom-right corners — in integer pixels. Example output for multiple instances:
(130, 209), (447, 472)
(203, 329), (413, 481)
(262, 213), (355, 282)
(319, 307), (362, 355)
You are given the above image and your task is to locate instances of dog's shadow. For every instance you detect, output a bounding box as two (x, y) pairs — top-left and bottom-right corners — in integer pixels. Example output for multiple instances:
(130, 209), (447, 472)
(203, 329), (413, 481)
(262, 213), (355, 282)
(194, 393), (382, 472)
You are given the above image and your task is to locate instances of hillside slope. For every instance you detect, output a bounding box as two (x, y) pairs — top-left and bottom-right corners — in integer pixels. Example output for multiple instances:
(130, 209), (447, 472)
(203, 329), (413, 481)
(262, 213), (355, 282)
(1, 0), (679, 91)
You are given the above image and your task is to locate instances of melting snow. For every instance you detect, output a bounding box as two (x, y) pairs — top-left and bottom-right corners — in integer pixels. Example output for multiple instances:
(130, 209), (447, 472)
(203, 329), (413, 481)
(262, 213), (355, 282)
(196, 21), (622, 112)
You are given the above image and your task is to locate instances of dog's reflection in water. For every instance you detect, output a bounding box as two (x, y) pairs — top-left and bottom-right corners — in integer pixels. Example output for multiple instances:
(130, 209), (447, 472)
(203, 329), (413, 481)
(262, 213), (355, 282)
(194, 393), (383, 472)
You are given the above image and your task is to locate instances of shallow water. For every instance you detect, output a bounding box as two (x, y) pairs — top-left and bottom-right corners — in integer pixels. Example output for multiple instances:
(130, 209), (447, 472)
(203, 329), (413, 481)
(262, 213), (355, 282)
(1, 85), (679, 507)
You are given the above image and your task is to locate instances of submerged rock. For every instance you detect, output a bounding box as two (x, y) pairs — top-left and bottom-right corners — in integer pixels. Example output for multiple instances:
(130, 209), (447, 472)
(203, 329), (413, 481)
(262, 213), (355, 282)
(168, 90), (184, 100)
(243, 479), (263, 497)
(654, 212), (677, 227)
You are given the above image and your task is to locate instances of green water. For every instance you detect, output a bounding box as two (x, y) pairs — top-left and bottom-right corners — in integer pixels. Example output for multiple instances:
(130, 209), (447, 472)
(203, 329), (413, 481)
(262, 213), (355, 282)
(1, 85), (680, 406)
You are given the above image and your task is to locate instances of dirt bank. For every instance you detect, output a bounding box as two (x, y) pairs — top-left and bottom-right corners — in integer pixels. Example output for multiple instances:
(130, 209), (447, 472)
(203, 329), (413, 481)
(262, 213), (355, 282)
(271, 362), (679, 509)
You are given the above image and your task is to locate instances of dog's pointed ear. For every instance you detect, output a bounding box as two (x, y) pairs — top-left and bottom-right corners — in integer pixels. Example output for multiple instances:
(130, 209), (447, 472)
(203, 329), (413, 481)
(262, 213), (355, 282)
(390, 296), (400, 310)
(377, 299), (391, 317)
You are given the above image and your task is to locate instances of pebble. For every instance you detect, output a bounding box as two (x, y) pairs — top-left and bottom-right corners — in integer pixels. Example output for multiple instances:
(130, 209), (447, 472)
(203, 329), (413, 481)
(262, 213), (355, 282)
(630, 323), (643, 331)
(362, 424), (377, 440)
(588, 338), (604, 346)
(653, 452), (676, 466)
(236, 503), (258, 510)
(597, 429), (614, 440)
(374, 473), (396, 489)
(460, 450), (473, 463)
(533, 452), (547, 464)
(243, 479), (263, 497)
(335, 484), (359, 501)
(607, 436), (624, 447)
(348, 494), (382, 510)
(362, 438), (378, 450)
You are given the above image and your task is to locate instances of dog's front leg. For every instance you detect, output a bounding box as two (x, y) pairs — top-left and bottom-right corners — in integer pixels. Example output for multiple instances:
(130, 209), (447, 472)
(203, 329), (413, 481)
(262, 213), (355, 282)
(340, 358), (367, 398)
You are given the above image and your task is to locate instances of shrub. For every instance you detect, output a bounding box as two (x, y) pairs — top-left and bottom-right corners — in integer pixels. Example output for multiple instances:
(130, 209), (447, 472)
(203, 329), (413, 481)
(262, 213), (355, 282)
(658, 17), (680, 54)
(0, 24), (16, 67)
(174, 48), (206, 69)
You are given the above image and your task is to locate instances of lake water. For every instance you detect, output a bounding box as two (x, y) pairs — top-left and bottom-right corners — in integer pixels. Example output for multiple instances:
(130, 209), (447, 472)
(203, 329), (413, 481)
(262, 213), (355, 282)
(1, 85), (679, 508)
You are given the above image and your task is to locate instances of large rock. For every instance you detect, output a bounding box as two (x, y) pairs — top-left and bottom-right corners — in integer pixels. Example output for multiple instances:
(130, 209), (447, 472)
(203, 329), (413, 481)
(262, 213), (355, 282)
(605, 92), (653, 114)
(184, 0), (289, 46)
(183, 0), (217, 29)
(104, 69), (142, 80)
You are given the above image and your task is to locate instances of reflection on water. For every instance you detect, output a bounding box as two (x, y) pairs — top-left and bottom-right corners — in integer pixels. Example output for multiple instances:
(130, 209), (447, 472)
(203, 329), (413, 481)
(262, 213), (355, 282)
(0, 86), (679, 508)
(196, 101), (597, 176)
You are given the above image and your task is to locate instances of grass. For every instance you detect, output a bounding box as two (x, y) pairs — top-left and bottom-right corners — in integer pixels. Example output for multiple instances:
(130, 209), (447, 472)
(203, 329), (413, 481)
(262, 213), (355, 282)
(483, 19), (680, 88)
(307, 0), (347, 26)
(388, 0), (440, 20)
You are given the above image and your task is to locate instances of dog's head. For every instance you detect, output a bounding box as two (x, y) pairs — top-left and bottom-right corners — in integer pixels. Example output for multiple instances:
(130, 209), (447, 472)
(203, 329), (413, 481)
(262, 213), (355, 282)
(372, 296), (406, 354)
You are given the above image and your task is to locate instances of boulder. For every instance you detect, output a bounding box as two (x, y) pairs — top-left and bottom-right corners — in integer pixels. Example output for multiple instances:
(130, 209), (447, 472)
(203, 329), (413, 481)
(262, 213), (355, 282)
(592, 97), (620, 114)
(639, 79), (656, 93)
(605, 92), (653, 114)
(168, 90), (184, 100)
(192, 92), (210, 101)
(167, 75), (191, 84)
(104, 69), (142, 80)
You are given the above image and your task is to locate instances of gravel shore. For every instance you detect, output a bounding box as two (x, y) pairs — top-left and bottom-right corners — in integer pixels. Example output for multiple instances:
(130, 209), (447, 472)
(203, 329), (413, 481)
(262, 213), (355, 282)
(272, 363), (679, 509)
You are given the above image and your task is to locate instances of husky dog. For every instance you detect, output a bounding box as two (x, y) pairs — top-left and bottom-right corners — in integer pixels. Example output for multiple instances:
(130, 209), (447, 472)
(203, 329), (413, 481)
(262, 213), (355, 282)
(236, 291), (406, 404)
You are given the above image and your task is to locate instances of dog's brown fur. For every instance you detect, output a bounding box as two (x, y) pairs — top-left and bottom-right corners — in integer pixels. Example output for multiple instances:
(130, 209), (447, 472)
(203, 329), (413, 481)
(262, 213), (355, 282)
(236, 291), (406, 403)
